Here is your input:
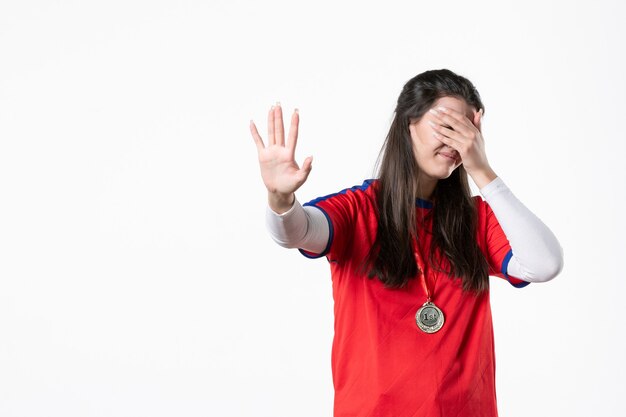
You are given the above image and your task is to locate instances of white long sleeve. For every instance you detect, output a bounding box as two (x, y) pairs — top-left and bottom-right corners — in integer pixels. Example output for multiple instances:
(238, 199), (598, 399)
(265, 197), (329, 254)
(479, 176), (564, 283)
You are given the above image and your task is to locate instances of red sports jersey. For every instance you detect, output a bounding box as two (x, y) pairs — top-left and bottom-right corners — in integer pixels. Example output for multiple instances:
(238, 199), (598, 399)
(299, 179), (529, 417)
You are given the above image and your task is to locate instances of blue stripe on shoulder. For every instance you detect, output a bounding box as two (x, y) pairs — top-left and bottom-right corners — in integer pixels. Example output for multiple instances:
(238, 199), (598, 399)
(302, 179), (375, 206)
(501, 248), (531, 288)
(302, 179), (432, 209)
(299, 180), (373, 260)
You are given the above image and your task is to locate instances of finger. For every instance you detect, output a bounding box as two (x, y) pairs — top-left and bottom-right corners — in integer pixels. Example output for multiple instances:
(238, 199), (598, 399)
(477, 109), (483, 132)
(268, 105), (275, 145)
(249, 120), (265, 152)
(428, 119), (464, 144)
(287, 108), (299, 157)
(431, 107), (472, 135)
(432, 130), (459, 151)
(274, 102), (285, 146)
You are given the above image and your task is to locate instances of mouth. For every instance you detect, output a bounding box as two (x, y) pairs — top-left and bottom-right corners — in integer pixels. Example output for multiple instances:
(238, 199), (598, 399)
(437, 152), (459, 163)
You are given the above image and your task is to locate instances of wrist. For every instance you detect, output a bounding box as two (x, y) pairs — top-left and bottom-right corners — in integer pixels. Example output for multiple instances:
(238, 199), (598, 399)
(268, 191), (295, 214)
(467, 166), (498, 189)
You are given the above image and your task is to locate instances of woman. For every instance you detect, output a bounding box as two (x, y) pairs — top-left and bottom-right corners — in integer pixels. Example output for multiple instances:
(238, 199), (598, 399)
(249, 69), (564, 417)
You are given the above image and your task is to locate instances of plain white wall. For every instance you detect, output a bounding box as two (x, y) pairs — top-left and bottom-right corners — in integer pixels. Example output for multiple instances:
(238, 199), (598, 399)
(1, 0), (625, 416)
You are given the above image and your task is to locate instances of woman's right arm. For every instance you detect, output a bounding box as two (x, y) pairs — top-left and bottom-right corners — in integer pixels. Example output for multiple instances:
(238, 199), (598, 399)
(265, 198), (329, 253)
(250, 103), (329, 253)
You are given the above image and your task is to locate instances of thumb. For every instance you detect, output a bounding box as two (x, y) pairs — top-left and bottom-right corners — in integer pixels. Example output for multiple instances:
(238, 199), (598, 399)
(298, 156), (313, 181)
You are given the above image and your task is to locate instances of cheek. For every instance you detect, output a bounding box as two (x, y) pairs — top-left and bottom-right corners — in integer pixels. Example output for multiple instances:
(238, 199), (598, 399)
(412, 123), (429, 140)
(411, 123), (440, 156)
(417, 126), (440, 149)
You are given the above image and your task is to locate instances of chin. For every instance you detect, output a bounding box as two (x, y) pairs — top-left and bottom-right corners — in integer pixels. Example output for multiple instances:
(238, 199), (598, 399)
(421, 160), (460, 180)
(432, 167), (458, 179)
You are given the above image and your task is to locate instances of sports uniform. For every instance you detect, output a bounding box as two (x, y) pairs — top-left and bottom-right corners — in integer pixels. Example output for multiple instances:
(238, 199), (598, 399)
(265, 177), (563, 417)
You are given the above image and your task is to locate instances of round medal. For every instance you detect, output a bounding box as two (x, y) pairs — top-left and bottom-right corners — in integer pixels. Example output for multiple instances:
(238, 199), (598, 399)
(416, 301), (445, 333)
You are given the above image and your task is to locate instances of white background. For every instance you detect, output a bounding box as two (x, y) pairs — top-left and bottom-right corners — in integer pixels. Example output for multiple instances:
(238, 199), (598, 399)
(1, 1), (625, 416)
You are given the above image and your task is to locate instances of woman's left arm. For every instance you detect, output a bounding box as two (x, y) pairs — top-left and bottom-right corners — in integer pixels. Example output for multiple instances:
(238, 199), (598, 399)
(428, 106), (564, 283)
(480, 176), (564, 283)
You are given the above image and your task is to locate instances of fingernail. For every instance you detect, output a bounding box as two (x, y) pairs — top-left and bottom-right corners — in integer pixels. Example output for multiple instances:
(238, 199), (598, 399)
(295, 108), (299, 113)
(276, 101), (281, 107)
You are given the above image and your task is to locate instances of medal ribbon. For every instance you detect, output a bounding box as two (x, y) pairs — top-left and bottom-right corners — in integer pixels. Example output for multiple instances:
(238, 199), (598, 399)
(413, 237), (432, 302)
(412, 236), (445, 333)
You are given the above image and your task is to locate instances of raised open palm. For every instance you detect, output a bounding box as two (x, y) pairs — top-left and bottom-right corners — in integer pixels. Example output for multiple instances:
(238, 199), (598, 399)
(250, 103), (313, 198)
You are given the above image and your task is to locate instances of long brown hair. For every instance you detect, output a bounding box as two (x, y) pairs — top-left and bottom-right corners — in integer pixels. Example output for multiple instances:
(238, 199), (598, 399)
(365, 69), (489, 292)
